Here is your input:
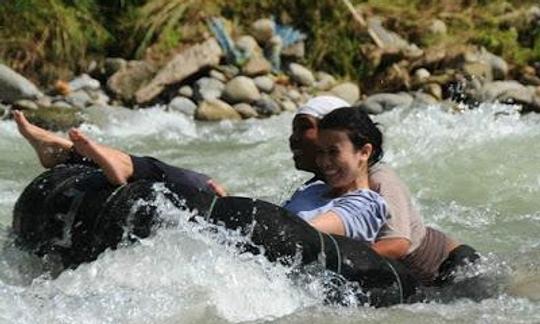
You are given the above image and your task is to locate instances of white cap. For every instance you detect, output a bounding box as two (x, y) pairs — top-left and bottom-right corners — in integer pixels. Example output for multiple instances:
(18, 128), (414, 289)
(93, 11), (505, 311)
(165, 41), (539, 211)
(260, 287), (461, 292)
(295, 95), (350, 119)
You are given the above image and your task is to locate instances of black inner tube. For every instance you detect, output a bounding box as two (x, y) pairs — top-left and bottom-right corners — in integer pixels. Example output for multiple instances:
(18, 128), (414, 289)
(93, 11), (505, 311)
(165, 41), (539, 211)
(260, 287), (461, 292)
(12, 165), (420, 306)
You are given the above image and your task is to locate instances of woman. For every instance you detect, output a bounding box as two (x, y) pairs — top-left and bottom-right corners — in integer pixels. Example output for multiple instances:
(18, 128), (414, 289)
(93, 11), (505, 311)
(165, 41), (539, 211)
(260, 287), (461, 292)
(285, 107), (389, 243)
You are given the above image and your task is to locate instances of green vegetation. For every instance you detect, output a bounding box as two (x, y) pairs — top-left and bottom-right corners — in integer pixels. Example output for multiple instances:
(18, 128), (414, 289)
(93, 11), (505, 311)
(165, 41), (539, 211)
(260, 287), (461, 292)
(0, 0), (538, 85)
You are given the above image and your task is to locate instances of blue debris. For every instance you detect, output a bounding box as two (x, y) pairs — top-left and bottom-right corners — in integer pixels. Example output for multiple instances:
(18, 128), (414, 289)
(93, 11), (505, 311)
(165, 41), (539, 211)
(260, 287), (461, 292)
(274, 21), (307, 48)
(207, 17), (248, 66)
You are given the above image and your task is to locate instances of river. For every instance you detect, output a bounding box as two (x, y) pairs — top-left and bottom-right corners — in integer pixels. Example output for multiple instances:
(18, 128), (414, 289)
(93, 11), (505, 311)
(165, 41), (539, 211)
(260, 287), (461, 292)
(0, 102), (539, 323)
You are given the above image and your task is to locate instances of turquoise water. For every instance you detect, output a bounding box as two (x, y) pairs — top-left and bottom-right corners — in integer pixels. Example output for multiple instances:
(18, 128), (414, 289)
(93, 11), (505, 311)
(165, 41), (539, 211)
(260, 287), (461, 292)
(0, 103), (539, 323)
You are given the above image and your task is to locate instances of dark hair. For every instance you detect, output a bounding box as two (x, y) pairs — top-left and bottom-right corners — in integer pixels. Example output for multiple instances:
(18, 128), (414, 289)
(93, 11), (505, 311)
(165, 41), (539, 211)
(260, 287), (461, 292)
(319, 107), (384, 166)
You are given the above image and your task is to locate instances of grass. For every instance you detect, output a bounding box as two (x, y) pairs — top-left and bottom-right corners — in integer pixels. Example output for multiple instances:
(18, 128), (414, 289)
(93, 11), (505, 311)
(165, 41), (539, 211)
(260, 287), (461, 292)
(0, 0), (538, 85)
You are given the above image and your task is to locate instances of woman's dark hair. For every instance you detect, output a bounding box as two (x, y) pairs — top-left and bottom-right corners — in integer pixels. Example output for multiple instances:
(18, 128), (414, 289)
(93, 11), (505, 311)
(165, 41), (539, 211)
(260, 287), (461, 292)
(319, 107), (384, 166)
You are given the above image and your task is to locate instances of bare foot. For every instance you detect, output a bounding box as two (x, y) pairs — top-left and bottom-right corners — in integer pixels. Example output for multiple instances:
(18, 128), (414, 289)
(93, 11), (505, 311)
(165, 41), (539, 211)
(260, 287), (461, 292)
(12, 110), (73, 168)
(68, 129), (133, 185)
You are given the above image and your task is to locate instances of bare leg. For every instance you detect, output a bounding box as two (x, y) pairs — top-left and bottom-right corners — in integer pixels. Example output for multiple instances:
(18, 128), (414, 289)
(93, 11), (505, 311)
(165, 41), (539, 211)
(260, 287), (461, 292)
(13, 110), (73, 168)
(68, 129), (133, 185)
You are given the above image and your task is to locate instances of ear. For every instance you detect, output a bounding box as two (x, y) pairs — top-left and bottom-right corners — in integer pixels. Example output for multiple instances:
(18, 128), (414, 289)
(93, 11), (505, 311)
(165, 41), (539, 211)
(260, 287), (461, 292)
(359, 143), (373, 162)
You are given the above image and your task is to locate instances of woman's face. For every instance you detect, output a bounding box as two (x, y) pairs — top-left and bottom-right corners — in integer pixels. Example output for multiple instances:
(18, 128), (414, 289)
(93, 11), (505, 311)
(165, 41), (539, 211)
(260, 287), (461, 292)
(316, 129), (372, 191)
(289, 114), (320, 173)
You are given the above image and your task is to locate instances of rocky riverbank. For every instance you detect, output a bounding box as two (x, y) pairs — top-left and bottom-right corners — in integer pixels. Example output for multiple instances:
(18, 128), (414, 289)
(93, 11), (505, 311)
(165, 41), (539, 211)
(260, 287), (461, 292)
(1, 8), (539, 129)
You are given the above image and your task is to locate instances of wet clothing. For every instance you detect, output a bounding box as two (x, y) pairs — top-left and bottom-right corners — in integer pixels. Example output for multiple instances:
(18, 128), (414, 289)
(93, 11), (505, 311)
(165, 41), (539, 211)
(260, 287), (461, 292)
(283, 180), (388, 242)
(65, 151), (213, 193)
(369, 163), (425, 254)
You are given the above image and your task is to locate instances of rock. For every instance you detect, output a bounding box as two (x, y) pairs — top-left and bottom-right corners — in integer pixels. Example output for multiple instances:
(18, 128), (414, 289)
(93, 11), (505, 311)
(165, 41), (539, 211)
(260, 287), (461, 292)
(35, 96), (52, 108)
(222, 76), (261, 104)
(136, 38), (223, 104)
(50, 100), (74, 110)
(216, 65), (240, 79)
(251, 18), (276, 44)
(233, 103), (258, 119)
(65, 90), (93, 108)
(14, 99), (38, 111)
(54, 80), (71, 96)
(422, 83), (443, 100)
(287, 89), (302, 102)
(329, 82), (360, 104)
(281, 41), (305, 59)
(358, 92), (413, 114)
(253, 95), (281, 117)
(69, 74), (101, 92)
(0, 103), (7, 118)
(253, 75), (275, 93)
(178, 85), (193, 98)
(315, 72), (337, 91)
(279, 99), (297, 112)
(371, 63), (411, 93)
(209, 70), (227, 83)
(235, 35), (262, 57)
(0, 64), (43, 103)
(413, 68), (431, 83)
(462, 62), (493, 81)
(168, 96), (197, 116)
(22, 106), (84, 131)
(367, 17), (423, 58)
(475, 81), (540, 112)
(104, 58), (127, 77)
(288, 63), (315, 86)
(195, 99), (242, 121)
(429, 19), (447, 35)
(412, 92), (439, 106)
(478, 49), (508, 80)
(107, 61), (156, 103)
(242, 55), (272, 77)
(194, 77), (225, 101)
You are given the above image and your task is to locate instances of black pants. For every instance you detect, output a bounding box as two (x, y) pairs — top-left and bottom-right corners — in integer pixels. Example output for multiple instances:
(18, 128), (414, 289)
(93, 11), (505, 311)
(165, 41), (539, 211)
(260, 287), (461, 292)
(66, 151), (213, 194)
(434, 244), (480, 285)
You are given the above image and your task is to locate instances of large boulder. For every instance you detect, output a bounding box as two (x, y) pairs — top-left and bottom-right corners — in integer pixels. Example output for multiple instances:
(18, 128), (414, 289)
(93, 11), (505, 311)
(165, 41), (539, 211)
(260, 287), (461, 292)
(195, 99), (242, 121)
(107, 61), (156, 103)
(21, 106), (84, 131)
(222, 76), (261, 104)
(329, 82), (361, 104)
(477, 81), (540, 112)
(0, 64), (43, 103)
(136, 38), (223, 104)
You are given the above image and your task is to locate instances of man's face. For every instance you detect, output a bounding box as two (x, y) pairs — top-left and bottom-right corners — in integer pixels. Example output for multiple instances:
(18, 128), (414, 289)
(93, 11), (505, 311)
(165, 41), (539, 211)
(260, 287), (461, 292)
(289, 114), (320, 173)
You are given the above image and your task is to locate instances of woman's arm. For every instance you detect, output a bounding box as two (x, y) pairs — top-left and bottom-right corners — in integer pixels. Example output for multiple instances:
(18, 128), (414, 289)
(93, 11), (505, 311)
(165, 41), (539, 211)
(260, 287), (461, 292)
(372, 238), (411, 259)
(308, 211), (346, 236)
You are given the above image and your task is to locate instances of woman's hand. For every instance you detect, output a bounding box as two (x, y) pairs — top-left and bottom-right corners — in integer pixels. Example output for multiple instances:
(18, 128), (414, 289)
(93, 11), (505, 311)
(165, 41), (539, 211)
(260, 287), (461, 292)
(207, 179), (228, 197)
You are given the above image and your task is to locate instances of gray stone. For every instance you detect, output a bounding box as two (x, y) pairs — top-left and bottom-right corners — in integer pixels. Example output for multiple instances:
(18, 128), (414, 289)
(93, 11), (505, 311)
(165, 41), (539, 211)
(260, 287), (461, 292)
(194, 77), (225, 101)
(104, 57), (128, 77)
(222, 76), (261, 104)
(178, 85), (193, 98)
(462, 62), (493, 81)
(242, 55), (272, 76)
(216, 65), (240, 79)
(0, 103), (7, 119)
(329, 82), (360, 104)
(209, 70), (227, 83)
(279, 99), (297, 112)
(51, 100), (74, 109)
(288, 63), (315, 86)
(253, 75), (275, 93)
(253, 95), (281, 117)
(251, 18), (275, 44)
(136, 38), (223, 104)
(412, 92), (439, 106)
(65, 90), (92, 108)
(233, 103), (258, 119)
(235, 35), (262, 57)
(479, 48), (509, 80)
(89, 91), (110, 106)
(195, 99), (242, 121)
(0, 64), (43, 103)
(281, 41), (305, 59)
(477, 81), (540, 112)
(315, 71), (337, 91)
(168, 96), (197, 116)
(21, 106), (83, 131)
(358, 92), (413, 114)
(429, 19), (447, 35)
(287, 89), (302, 102)
(14, 99), (38, 110)
(367, 17), (423, 57)
(413, 68), (431, 83)
(69, 74), (101, 92)
(107, 61), (156, 103)
(422, 83), (443, 100)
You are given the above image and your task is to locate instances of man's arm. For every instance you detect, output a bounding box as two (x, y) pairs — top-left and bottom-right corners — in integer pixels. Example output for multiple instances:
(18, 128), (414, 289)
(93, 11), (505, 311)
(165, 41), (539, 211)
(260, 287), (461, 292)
(372, 238), (411, 259)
